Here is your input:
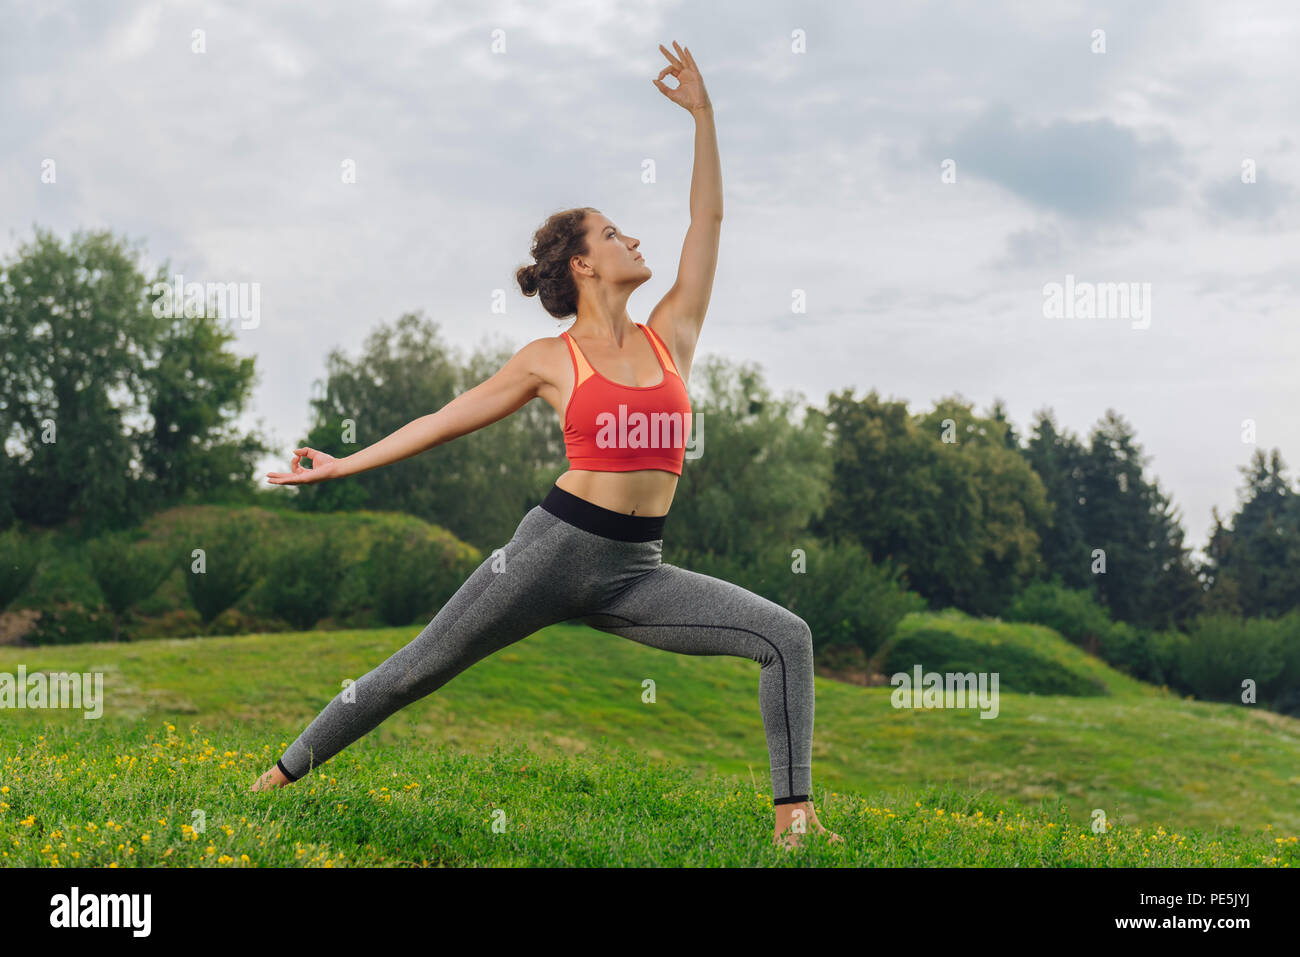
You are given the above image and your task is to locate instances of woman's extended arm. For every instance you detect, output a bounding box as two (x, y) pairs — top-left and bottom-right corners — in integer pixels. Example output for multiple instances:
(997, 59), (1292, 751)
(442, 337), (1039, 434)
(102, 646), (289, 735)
(266, 339), (549, 485)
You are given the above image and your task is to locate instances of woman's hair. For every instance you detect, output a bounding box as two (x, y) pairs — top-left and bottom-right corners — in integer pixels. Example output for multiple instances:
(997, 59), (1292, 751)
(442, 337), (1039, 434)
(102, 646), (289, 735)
(516, 206), (600, 319)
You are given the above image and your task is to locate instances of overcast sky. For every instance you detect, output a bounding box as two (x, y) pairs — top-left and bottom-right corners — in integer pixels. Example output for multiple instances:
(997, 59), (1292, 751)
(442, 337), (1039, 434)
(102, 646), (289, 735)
(4, 0), (1298, 555)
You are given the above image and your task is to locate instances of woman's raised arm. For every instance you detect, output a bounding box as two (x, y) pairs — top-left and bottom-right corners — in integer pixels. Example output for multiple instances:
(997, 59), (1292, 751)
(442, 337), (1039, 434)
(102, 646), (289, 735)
(648, 41), (721, 372)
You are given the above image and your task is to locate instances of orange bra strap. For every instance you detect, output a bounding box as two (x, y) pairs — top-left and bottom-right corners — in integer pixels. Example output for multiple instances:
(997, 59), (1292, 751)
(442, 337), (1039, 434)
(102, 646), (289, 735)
(562, 331), (595, 387)
(639, 323), (680, 377)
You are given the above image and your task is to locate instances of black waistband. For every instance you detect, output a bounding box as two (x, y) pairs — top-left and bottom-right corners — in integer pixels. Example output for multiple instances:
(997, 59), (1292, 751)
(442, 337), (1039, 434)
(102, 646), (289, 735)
(541, 484), (666, 542)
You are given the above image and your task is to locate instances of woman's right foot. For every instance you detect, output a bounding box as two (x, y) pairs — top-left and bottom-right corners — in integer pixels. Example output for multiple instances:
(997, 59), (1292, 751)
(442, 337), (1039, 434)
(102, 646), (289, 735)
(772, 800), (842, 850)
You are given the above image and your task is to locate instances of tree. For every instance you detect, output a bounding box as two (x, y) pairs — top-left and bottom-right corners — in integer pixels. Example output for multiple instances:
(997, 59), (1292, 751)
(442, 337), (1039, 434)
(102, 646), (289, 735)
(812, 390), (1049, 615)
(288, 313), (561, 551)
(1021, 409), (1093, 590)
(1203, 448), (1300, 617)
(986, 396), (1021, 450)
(138, 304), (269, 506)
(1079, 410), (1201, 630)
(915, 395), (1050, 614)
(0, 227), (268, 531)
(0, 229), (161, 530)
(0, 526), (42, 612)
(1141, 472), (1205, 629)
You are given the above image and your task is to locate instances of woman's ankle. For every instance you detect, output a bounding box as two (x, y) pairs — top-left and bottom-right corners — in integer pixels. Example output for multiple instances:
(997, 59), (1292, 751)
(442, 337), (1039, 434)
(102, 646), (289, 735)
(774, 800), (813, 831)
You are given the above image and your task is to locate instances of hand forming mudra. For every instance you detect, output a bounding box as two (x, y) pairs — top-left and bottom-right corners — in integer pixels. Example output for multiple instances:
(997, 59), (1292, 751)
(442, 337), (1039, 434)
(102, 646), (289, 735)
(652, 40), (711, 113)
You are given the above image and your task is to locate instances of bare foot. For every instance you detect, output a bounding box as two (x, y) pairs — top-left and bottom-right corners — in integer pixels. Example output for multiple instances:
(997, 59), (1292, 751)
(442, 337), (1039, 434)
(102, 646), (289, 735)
(806, 803), (843, 843)
(250, 764), (291, 792)
(774, 830), (801, 851)
(773, 799), (843, 850)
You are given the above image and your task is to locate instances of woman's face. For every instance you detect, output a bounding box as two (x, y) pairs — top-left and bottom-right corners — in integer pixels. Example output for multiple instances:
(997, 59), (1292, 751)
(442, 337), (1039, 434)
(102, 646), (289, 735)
(578, 212), (652, 286)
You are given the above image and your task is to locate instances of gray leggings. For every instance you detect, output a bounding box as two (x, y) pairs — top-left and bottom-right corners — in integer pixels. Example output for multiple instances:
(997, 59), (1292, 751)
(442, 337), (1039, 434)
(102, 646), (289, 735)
(276, 483), (815, 804)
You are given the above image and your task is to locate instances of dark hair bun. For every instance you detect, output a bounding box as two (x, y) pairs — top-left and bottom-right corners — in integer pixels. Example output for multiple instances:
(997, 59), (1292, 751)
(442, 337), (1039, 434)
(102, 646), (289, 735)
(518, 207), (598, 319)
(516, 263), (540, 297)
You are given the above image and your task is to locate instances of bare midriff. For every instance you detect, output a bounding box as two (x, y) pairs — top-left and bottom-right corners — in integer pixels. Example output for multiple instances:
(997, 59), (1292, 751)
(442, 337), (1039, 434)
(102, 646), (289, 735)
(554, 469), (678, 517)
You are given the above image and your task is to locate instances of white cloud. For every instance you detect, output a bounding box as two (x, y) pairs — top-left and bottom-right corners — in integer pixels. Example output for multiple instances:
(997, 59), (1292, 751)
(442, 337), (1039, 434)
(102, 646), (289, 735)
(105, 0), (163, 61)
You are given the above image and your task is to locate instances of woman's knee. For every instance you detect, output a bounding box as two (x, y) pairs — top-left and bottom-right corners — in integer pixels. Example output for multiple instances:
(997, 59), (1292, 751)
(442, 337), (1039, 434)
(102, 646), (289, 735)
(765, 612), (813, 665)
(791, 614), (813, 655)
(388, 666), (426, 703)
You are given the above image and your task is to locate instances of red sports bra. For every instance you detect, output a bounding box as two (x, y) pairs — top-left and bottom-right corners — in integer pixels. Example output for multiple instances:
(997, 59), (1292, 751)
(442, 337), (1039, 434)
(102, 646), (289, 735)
(561, 322), (693, 475)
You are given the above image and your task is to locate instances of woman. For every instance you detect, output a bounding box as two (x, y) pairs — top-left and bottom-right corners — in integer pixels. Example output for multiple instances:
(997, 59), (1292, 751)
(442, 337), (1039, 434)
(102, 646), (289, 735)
(253, 42), (839, 851)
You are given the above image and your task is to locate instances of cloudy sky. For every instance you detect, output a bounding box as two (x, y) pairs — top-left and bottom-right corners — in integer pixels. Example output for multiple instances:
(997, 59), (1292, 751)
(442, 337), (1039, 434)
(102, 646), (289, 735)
(4, 0), (1298, 554)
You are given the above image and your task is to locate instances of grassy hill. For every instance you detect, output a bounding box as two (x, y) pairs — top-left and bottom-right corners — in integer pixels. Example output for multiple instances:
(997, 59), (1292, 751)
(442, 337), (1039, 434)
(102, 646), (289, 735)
(1, 610), (1297, 866)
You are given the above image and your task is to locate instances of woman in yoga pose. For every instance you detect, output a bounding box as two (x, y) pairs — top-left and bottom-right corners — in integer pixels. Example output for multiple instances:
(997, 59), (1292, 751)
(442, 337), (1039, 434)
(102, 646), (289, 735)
(254, 41), (838, 851)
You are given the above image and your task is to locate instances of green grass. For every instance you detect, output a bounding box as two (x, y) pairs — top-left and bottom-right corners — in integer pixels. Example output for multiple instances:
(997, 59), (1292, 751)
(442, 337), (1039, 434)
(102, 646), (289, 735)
(2, 611), (1298, 866)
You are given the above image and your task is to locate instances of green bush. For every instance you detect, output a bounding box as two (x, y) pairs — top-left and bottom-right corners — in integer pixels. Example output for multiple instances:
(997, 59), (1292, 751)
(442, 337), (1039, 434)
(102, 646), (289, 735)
(86, 530), (175, 640)
(1177, 613), (1286, 703)
(1260, 611), (1300, 714)
(1, 506), (492, 639)
(364, 527), (459, 626)
(1008, 584), (1296, 711)
(1005, 580), (1185, 685)
(1095, 620), (1177, 684)
(1140, 626), (1189, 688)
(181, 517), (265, 626)
(879, 627), (1109, 696)
(258, 529), (348, 631)
(0, 526), (42, 612)
(784, 539), (925, 658)
(27, 601), (115, 645)
(1004, 581), (1114, 651)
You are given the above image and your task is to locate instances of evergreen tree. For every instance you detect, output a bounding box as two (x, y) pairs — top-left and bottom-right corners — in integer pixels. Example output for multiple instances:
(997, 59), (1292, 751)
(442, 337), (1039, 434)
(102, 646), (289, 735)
(1203, 448), (1300, 617)
(1022, 409), (1092, 590)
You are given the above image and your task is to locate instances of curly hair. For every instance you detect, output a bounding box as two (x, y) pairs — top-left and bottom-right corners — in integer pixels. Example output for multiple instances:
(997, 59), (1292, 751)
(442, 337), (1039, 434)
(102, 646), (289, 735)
(515, 206), (600, 319)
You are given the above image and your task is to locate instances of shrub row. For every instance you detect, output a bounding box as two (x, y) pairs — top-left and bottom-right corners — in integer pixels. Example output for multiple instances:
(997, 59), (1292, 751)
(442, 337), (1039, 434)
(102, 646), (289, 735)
(0, 513), (481, 645)
(1004, 581), (1300, 713)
